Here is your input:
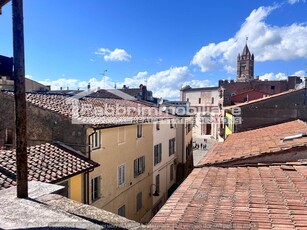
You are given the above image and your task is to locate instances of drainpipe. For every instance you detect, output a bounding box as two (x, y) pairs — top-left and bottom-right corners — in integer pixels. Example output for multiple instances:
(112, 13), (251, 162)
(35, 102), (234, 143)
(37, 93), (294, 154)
(85, 129), (96, 204)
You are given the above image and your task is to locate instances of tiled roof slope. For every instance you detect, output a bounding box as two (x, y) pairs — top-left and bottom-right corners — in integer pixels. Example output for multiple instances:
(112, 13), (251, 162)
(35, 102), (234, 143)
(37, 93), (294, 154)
(150, 163), (307, 229)
(0, 143), (99, 190)
(198, 120), (307, 165)
(1, 91), (174, 125)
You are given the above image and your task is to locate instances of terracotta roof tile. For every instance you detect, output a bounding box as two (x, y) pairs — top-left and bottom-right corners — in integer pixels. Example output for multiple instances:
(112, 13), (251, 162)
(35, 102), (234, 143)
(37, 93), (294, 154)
(0, 143), (99, 190)
(1, 91), (174, 125)
(150, 164), (307, 229)
(198, 120), (307, 165)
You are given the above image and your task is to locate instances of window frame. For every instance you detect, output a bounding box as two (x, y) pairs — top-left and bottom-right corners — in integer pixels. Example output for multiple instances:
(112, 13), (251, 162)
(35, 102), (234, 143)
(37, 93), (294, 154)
(154, 143), (162, 166)
(117, 164), (126, 187)
(134, 156), (145, 177)
(91, 175), (101, 202)
(118, 205), (126, 217)
(169, 138), (176, 156)
(118, 126), (126, 144)
(137, 124), (143, 138)
(136, 192), (142, 211)
(156, 121), (160, 131)
(91, 130), (101, 150)
(156, 174), (160, 194)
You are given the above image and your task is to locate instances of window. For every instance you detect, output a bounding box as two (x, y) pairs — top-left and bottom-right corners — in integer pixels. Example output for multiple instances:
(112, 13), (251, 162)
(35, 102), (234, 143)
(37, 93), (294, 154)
(271, 85), (275, 90)
(134, 156), (145, 177)
(118, 127), (126, 144)
(4, 128), (13, 146)
(170, 119), (174, 129)
(199, 98), (201, 104)
(118, 205), (126, 217)
(91, 176), (101, 202)
(118, 164), (125, 187)
(169, 138), (176, 156)
(170, 164), (174, 181)
(137, 124), (142, 138)
(156, 121), (160, 131)
(154, 144), (162, 166)
(91, 130), (100, 149)
(156, 174), (160, 193)
(137, 192), (142, 211)
(211, 97), (214, 104)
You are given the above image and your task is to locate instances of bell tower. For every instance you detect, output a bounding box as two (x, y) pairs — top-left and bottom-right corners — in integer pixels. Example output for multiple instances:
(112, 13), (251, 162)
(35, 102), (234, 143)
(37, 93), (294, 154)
(237, 41), (254, 82)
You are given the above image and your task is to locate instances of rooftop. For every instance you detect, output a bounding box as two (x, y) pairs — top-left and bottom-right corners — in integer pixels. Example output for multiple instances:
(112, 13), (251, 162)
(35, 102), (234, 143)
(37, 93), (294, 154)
(1, 91), (174, 125)
(198, 120), (307, 166)
(0, 181), (146, 229)
(180, 86), (219, 92)
(150, 162), (307, 229)
(0, 143), (99, 190)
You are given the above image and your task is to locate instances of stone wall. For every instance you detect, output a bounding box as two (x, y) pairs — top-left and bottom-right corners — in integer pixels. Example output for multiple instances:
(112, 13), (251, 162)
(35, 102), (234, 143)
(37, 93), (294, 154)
(0, 93), (88, 153)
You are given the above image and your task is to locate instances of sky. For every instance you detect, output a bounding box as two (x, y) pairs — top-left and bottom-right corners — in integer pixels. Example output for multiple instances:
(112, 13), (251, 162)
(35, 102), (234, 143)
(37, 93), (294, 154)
(0, 0), (307, 100)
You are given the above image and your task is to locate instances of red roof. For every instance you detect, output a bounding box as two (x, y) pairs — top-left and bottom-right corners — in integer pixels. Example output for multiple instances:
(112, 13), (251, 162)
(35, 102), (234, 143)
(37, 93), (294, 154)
(150, 163), (307, 229)
(198, 120), (307, 165)
(0, 143), (99, 190)
(1, 91), (174, 125)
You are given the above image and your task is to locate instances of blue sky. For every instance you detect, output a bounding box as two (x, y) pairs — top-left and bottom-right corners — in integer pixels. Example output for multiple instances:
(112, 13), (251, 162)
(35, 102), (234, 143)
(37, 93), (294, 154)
(0, 0), (307, 99)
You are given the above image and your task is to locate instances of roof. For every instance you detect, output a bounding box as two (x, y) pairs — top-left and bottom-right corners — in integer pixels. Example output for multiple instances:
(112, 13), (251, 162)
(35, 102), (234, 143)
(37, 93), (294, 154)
(180, 86), (219, 92)
(150, 163), (307, 229)
(0, 181), (147, 229)
(230, 89), (270, 97)
(198, 120), (307, 166)
(241, 44), (251, 56)
(1, 91), (174, 125)
(119, 88), (141, 97)
(0, 143), (99, 190)
(225, 87), (306, 110)
(86, 89), (122, 99)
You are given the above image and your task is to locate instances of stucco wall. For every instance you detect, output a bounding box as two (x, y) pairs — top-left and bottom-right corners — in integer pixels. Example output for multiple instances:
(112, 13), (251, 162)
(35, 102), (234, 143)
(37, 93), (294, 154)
(152, 122), (177, 209)
(89, 124), (153, 223)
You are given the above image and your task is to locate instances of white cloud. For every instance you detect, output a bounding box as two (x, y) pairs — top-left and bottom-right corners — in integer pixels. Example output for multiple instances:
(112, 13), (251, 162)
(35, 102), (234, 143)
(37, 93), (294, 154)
(259, 72), (287, 81)
(288, 0), (306, 4)
(38, 66), (212, 100)
(191, 5), (307, 73)
(95, 48), (132, 62)
(39, 78), (88, 90)
(259, 69), (305, 80)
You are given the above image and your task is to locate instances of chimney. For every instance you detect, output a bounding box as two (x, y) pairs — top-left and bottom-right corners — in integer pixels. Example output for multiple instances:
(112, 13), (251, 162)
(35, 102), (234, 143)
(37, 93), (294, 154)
(256, 76), (259, 80)
(87, 83), (91, 90)
(60, 87), (62, 91)
(305, 77), (307, 88)
(67, 86), (69, 90)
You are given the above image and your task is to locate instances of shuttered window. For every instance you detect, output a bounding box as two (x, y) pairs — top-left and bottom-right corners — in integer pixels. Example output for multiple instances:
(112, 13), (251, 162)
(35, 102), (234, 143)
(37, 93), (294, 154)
(134, 156), (145, 177)
(118, 164), (125, 187)
(154, 143), (162, 166)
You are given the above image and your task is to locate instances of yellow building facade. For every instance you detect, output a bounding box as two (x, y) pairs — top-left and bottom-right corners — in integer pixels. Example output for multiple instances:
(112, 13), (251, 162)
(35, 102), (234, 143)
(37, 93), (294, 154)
(88, 124), (154, 223)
